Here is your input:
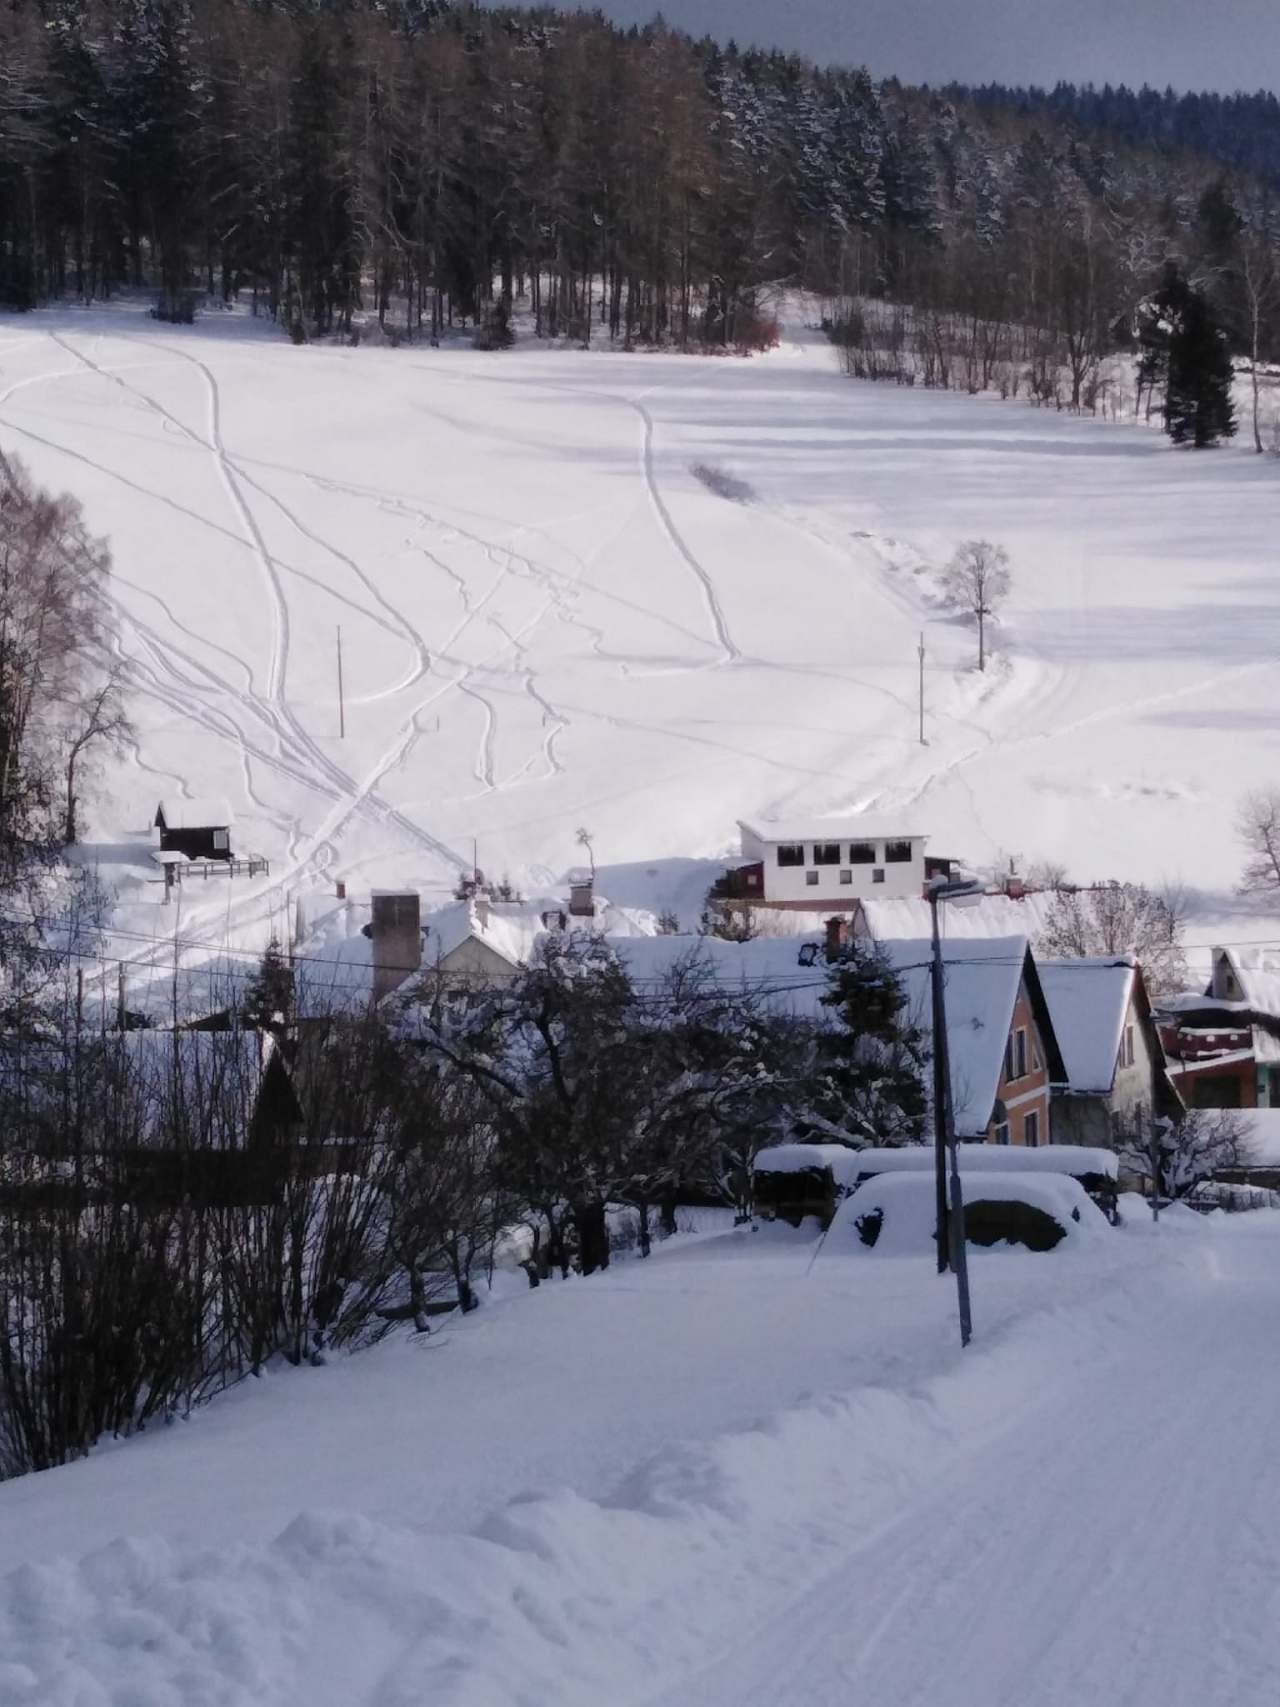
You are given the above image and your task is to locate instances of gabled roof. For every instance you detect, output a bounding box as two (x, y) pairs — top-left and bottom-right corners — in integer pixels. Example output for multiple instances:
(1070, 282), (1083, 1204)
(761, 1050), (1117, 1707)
(882, 936), (1066, 1135)
(1038, 958), (1137, 1095)
(610, 932), (1055, 1139)
(1210, 947), (1280, 1021)
(156, 797), (234, 829)
(423, 895), (656, 974)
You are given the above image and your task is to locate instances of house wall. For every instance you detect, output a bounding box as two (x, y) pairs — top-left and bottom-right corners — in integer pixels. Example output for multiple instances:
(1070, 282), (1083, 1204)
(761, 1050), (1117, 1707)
(429, 937), (521, 989)
(1111, 992), (1161, 1129)
(1049, 1093), (1112, 1148)
(1169, 1057), (1257, 1110)
(741, 829), (928, 905)
(159, 825), (230, 862)
(985, 979), (1052, 1145)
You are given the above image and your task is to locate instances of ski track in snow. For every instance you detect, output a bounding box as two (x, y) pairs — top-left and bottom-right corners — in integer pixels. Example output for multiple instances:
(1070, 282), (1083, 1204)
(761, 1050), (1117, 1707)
(0, 338), (483, 980)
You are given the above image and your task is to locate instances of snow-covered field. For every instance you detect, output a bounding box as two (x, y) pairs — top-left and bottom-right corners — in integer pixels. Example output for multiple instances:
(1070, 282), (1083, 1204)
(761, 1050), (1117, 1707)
(2, 1210), (1280, 1705)
(3, 296), (1279, 996)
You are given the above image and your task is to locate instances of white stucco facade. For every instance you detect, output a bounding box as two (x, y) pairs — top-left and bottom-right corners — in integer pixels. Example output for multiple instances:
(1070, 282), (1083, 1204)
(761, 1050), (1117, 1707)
(738, 820), (930, 904)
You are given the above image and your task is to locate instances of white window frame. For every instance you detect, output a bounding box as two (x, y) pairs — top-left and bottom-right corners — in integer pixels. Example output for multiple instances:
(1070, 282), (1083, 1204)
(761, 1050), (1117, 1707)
(1024, 1109), (1040, 1148)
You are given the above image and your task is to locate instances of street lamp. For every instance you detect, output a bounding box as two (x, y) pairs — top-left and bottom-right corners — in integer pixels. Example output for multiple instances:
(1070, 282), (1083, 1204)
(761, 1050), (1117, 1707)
(927, 875), (984, 1348)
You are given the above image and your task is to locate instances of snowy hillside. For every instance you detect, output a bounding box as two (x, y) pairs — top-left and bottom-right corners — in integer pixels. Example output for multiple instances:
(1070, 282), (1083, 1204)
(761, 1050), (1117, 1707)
(1, 298), (1277, 990)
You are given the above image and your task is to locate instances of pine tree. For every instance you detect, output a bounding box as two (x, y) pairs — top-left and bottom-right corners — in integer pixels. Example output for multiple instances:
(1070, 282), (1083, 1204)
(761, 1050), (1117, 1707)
(1146, 264), (1238, 447)
(810, 942), (929, 1145)
(242, 936), (294, 1032)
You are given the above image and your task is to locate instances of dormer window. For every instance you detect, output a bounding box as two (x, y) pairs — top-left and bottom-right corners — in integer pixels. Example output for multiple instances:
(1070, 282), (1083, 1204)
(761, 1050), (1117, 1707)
(885, 839), (913, 863)
(777, 843), (805, 867)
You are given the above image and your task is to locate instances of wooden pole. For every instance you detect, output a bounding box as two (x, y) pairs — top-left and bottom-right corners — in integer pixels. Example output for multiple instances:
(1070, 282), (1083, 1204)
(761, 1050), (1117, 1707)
(918, 632), (926, 745)
(337, 625), (346, 739)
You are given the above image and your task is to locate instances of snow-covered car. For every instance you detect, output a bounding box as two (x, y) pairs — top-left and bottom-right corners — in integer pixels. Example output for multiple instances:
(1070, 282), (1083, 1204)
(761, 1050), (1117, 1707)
(753, 1141), (1119, 1227)
(829, 1169), (1111, 1255)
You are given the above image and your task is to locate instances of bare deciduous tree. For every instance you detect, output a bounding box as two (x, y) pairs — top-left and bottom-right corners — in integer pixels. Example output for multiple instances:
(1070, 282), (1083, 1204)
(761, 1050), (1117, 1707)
(942, 539), (1011, 672)
(1117, 1107), (1248, 1221)
(63, 668), (132, 844)
(1237, 789), (1280, 894)
(1036, 881), (1188, 998)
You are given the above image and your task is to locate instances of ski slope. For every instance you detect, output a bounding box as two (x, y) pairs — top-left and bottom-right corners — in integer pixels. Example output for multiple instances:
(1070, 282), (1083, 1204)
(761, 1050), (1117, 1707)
(2, 297), (1278, 991)
(2, 1212), (1279, 1705)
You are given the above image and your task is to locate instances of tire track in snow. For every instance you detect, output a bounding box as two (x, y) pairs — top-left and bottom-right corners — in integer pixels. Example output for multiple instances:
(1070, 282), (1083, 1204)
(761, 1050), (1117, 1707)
(455, 681), (497, 790)
(53, 331), (434, 667)
(174, 348), (291, 707)
(634, 398), (738, 665)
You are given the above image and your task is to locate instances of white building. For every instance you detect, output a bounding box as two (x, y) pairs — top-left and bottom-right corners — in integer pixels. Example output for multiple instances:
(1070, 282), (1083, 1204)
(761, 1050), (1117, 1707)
(724, 819), (953, 909)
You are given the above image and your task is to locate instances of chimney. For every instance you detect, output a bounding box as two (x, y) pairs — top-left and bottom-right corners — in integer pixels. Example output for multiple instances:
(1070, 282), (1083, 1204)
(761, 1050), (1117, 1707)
(824, 916), (849, 964)
(474, 890), (491, 929)
(370, 891), (421, 1002)
(568, 870), (595, 919)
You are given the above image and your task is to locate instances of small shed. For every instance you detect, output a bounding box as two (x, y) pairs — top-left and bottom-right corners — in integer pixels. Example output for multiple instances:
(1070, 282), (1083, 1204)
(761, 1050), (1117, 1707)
(155, 798), (234, 862)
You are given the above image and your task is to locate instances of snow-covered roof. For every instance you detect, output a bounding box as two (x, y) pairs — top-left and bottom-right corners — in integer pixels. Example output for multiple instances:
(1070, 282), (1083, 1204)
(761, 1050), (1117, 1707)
(882, 936), (1033, 1137)
(425, 895), (656, 971)
(1213, 947), (1280, 1021)
(858, 890), (1061, 943)
(753, 1143), (869, 1188)
(1037, 959), (1135, 1094)
(613, 932), (1032, 1138)
(739, 817), (925, 846)
(852, 1142), (1119, 1180)
(157, 797), (234, 829)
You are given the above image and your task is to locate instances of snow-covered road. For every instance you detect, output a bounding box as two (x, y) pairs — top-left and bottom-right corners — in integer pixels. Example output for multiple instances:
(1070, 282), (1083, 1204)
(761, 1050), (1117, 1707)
(2, 1213), (1278, 1705)
(650, 1220), (1280, 1707)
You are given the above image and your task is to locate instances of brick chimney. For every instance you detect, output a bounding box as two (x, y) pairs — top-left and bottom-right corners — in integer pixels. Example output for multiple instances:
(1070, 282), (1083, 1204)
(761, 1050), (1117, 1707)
(370, 891), (421, 1001)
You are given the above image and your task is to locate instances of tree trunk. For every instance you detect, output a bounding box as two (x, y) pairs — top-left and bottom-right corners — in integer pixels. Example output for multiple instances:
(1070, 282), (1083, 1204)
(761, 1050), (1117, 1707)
(574, 1201), (609, 1275)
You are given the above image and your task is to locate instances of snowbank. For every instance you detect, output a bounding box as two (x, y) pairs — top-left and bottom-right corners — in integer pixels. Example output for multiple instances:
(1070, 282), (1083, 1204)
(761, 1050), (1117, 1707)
(0, 1233), (1156, 1707)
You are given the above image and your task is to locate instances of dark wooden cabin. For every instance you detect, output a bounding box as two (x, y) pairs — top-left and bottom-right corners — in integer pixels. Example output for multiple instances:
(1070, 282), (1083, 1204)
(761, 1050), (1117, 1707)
(155, 798), (233, 862)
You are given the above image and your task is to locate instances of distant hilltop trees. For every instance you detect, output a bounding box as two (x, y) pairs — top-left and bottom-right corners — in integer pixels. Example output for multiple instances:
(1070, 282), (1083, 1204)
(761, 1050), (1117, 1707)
(0, 1), (1273, 428)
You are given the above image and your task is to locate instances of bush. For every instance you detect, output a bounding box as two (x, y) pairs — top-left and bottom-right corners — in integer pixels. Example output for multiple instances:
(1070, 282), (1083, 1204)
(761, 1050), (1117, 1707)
(151, 290), (198, 325)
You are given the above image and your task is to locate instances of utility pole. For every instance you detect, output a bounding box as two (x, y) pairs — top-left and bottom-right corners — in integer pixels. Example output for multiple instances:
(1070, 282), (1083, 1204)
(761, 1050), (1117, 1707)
(928, 877), (980, 1346)
(336, 625), (346, 740)
(918, 632), (926, 745)
(929, 888), (950, 1277)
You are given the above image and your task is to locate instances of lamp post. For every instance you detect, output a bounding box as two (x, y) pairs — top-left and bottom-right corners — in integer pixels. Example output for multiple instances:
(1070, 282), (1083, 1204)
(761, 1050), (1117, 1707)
(927, 875), (983, 1347)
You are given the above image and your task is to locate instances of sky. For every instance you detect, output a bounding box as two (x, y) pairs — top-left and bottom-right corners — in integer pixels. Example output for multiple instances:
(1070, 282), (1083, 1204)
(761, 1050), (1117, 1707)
(555, 1), (1280, 93)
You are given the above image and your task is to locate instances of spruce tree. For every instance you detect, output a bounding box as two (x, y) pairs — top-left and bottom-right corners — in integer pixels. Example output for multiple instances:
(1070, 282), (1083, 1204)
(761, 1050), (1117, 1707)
(242, 936), (295, 1033)
(1142, 264), (1237, 448)
(1166, 285), (1237, 447)
(811, 942), (929, 1145)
